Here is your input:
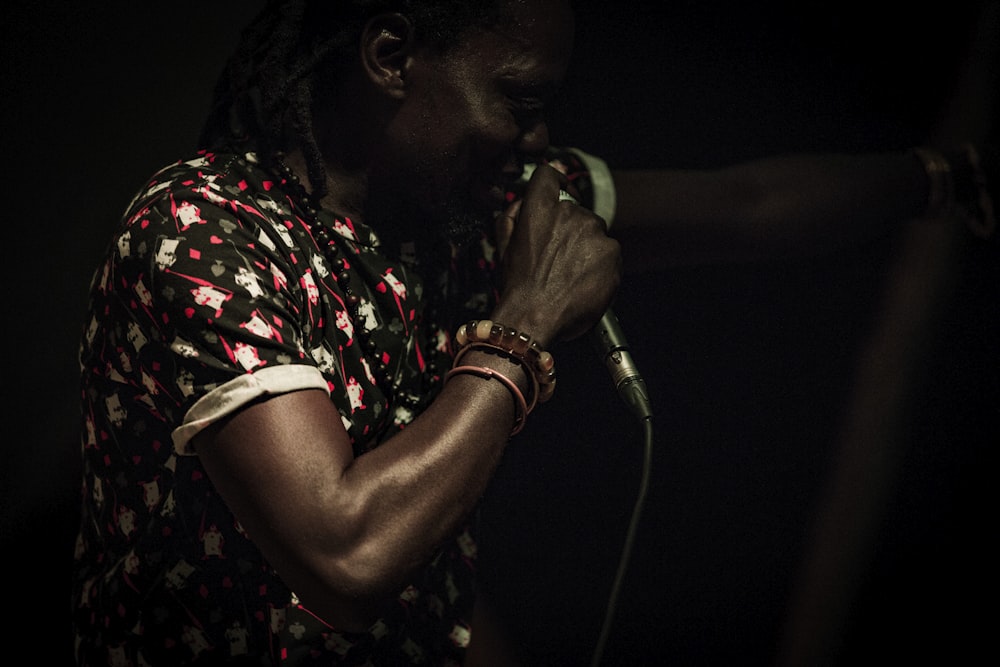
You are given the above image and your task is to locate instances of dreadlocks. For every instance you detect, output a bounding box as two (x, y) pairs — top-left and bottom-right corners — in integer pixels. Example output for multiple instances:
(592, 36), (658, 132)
(199, 0), (509, 200)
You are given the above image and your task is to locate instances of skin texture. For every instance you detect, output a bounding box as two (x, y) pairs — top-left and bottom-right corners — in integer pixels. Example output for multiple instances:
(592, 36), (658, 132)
(193, 0), (620, 635)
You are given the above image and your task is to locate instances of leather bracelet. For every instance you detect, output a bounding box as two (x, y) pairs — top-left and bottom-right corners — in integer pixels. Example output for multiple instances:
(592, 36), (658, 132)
(445, 365), (529, 436)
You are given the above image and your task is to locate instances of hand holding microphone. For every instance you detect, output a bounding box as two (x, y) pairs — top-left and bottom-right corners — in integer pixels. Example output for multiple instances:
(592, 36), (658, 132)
(494, 163), (620, 342)
(497, 165), (652, 419)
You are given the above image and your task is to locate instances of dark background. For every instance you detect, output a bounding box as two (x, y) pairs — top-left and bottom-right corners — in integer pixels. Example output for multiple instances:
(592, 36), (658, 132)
(3, 1), (997, 664)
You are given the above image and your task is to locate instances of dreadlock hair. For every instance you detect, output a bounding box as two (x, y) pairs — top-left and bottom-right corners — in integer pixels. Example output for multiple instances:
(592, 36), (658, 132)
(199, 0), (510, 200)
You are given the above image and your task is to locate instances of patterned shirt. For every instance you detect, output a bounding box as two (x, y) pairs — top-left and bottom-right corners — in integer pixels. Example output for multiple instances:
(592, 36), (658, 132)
(72, 148), (610, 665)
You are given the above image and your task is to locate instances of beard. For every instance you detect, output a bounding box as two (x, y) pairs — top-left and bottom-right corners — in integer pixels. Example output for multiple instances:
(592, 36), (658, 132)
(362, 163), (498, 329)
(366, 166), (496, 264)
(361, 128), (510, 273)
(438, 190), (495, 248)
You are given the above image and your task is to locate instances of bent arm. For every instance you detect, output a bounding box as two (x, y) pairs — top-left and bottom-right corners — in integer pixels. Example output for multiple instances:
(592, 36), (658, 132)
(194, 361), (521, 631)
(192, 164), (620, 632)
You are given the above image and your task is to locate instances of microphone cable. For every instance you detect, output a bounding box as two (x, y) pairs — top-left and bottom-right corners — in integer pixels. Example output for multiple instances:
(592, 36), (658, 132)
(589, 309), (654, 667)
(520, 172), (652, 664)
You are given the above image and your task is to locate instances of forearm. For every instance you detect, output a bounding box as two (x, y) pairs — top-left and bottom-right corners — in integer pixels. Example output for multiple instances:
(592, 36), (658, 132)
(343, 351), (528, 556)
(610, 151), (930, 271)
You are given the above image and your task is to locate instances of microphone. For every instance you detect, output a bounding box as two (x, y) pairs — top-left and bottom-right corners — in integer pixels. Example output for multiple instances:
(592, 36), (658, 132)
(557, 188), (653, 421)
(512, 163), (652, 421)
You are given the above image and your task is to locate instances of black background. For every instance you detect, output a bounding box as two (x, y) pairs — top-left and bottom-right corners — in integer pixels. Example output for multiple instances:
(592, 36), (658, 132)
(2, 1), (997, 664)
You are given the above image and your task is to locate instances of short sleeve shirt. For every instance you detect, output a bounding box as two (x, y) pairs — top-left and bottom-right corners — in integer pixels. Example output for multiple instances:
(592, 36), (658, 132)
(71, 147), (612, 665)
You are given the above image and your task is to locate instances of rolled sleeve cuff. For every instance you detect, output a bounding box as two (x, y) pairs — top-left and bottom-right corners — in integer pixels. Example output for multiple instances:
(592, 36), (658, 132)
(172, 364), (330, 455)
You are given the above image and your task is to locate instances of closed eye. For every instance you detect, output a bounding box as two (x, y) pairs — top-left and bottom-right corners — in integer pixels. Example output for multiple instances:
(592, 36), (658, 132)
(510, 97), (545, 120)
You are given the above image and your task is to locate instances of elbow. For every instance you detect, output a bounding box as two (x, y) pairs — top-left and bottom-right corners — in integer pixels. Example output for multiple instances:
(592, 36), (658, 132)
(330, 546), (406, 603)
(285, 535), (416, 632)
(285, 555), (396, 633)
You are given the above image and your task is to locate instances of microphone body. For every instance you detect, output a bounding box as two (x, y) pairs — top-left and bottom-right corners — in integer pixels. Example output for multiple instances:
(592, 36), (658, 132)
(591, 308), (653, 420)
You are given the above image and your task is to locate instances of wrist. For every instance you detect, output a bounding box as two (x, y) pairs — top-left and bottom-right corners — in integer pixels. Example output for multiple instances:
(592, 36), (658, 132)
(487, 302), (556, 348)
(450, 346), (532, 394)
(453, 319), (557, 411)
(913, 143), (996, 238)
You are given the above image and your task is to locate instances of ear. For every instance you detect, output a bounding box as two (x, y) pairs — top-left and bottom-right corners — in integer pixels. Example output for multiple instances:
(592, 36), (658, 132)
(359, 13), (414, 100)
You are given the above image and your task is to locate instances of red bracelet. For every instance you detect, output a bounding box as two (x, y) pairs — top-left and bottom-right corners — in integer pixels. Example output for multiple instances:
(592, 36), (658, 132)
(445, 365), (529, 436)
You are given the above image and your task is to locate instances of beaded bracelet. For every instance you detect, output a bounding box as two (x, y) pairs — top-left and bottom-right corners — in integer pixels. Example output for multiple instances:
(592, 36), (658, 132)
(445, 365), (529, 436)
(453, 320), (556, 412)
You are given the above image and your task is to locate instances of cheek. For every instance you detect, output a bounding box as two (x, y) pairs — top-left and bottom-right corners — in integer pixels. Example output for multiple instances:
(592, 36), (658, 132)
(444, 79), (514, 141)
(466, 104), (521, 160)
(431, 111), (515, 173)
(406, 90), (518, 177)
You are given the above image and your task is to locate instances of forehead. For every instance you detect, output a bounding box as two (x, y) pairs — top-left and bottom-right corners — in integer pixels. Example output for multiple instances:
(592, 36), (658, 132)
(444, 0), (575, 88)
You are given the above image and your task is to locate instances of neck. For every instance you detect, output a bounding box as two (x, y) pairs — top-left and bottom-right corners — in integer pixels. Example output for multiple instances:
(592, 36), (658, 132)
(282, 148), (369, 223)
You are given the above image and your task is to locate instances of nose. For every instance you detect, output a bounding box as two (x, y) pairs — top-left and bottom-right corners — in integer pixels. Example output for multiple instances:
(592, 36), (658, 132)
(516, 118), (549, 159)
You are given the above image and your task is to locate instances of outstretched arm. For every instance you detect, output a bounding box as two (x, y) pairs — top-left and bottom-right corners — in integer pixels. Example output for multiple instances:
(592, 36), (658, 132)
(611, 150), (932, 270)
(609, 1), (998, 274)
